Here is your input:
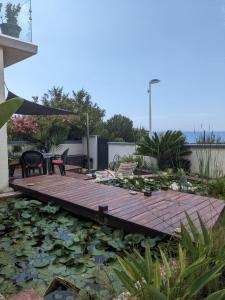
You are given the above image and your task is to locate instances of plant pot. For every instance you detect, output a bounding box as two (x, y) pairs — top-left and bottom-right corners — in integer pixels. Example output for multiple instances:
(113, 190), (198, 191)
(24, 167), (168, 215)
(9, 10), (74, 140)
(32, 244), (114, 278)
(0, 23), (22, 38)
(144, 191), (152, 197)
(161, 186), (169, 191)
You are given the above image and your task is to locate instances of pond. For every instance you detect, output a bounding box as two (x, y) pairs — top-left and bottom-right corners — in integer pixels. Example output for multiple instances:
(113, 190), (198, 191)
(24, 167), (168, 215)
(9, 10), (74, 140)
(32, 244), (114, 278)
(100, 174), (208, 196)
(0, 198), (163, 299)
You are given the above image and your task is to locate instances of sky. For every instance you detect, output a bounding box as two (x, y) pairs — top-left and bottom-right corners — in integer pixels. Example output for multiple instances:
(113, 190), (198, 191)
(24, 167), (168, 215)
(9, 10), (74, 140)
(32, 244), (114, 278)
(4, 0), (225, 131)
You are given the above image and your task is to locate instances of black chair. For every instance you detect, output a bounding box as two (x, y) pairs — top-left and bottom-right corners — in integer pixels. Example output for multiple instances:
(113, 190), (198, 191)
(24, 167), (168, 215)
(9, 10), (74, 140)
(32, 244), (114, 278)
(20, 150), (45, 178)
(51, 149), (69, 176)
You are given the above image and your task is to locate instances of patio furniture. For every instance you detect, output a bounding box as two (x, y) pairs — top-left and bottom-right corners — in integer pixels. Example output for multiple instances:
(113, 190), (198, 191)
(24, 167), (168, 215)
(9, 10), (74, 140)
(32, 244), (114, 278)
(8, 159), (20, 177)
(51, 149), (69, 176)
(105, 162), (137, 178)
(20, 150), (45, 178)
(42, 153), (54, 175)
(65, 165), (83, 173)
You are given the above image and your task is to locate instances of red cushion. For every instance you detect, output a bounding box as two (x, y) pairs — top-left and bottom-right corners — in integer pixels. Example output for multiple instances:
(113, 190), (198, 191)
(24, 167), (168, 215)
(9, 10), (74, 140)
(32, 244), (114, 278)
(52, 159), (63, 165)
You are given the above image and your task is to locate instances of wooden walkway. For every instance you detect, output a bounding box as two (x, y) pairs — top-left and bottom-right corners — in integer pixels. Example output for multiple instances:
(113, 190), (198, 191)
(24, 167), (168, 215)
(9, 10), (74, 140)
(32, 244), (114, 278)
(10, 175), (225, 237)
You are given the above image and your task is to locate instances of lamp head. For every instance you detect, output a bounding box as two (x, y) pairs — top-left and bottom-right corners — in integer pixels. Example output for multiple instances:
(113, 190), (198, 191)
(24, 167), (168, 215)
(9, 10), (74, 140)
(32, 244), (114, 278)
(150, 79), (160, 84)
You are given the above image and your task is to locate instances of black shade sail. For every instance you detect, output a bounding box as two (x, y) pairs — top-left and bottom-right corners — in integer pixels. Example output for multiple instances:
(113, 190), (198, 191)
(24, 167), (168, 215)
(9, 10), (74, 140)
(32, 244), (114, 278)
(6, 91), (78, 116)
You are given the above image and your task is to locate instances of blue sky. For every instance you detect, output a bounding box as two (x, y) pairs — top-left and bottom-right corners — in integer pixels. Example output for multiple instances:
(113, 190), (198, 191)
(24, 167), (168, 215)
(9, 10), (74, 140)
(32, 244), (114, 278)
(4, 0), (225, 131)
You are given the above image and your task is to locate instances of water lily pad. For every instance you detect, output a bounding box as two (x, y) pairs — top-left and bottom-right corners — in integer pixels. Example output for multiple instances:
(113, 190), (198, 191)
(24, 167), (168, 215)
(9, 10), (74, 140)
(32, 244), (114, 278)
(124, 233), (145, 244)
(40, 204), (60, 214)
(33, 257), (51, 268)
(0, 224), (6, 231)
(107, 239), (125, 250)
(21, 212), (32, 219)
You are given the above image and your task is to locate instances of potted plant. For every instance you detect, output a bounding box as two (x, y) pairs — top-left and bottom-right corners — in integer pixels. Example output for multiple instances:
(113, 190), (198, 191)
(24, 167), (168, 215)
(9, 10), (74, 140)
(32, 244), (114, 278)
(0, 2), (22, 38)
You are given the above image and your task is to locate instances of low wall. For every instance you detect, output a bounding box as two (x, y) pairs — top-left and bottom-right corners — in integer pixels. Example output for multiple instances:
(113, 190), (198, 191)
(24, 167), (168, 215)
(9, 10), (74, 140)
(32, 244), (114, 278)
(108, 142), (136, 163)
(52, 140), (83, 156)
(187, 144), (225, 177)
(108, 142), (225, 177)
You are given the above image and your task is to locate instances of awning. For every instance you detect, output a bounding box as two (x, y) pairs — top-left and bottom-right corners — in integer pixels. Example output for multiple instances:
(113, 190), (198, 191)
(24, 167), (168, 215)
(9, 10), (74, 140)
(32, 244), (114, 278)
(6, 91), (78, 116)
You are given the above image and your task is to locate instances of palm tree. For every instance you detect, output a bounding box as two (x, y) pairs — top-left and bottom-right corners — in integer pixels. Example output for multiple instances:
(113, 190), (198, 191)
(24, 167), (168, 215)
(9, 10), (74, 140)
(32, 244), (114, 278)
(137, 130), (191, 171)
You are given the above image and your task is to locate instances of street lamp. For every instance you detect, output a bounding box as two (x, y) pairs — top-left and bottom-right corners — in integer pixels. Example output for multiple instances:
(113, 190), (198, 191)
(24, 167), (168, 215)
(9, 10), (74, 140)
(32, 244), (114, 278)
(147, 79), (160, 137)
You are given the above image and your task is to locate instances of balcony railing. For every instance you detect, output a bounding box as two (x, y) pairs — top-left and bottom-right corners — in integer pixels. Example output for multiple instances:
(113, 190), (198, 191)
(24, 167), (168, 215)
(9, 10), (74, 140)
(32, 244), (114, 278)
(0, 0), (32, 42)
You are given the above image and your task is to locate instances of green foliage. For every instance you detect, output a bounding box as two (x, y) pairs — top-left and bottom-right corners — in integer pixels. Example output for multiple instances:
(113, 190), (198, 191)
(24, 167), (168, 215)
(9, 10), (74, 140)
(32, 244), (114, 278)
(5, 2), (21, 24)
(109, 154), (155, 173)
(32, 117), (69, 152)
(208, 177), (225, 199)
(0, 198), (162, 298)
(103, 173), (206, 195)
(11, 144), (22, 153)
(38, 87), (105, 138)
(0, 98), (24, 129)
(115, 213), (225, 300)
(103, 114), (134, 142)
(137, 131), (191, 171)
(196, 130), (223, 144)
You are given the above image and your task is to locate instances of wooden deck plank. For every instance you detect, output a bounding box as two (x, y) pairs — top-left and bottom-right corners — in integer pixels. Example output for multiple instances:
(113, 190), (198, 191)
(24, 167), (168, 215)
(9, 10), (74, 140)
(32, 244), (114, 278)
(10, 175), (225, 237)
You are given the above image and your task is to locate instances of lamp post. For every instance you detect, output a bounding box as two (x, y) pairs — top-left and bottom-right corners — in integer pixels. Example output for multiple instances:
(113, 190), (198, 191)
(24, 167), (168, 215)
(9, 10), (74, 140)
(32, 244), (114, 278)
(86, 112), (91, 173)
(147, 79), (160, 137)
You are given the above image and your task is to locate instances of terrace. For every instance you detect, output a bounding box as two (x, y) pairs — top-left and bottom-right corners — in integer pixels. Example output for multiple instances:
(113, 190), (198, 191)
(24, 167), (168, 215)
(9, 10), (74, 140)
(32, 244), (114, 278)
(1, 1), (225, 300)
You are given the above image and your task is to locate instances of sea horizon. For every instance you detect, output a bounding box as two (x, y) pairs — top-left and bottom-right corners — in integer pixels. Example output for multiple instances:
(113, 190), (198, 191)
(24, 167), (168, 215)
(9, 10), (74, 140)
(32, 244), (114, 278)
(183, 131), (225, 143)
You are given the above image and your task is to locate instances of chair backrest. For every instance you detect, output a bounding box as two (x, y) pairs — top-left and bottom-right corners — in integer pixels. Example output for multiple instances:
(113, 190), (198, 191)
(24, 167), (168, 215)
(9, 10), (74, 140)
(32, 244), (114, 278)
(20, 150), (44, 167)
(61, 149), (69, 164)
(115, 162), (137, 177)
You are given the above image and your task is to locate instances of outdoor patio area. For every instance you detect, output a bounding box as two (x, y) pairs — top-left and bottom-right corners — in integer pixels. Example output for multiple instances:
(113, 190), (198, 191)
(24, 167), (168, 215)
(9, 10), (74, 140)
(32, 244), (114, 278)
(10, 174), (225, 237)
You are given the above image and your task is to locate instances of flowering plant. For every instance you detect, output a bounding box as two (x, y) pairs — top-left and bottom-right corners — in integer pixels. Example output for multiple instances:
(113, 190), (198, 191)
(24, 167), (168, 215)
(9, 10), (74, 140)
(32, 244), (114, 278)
(8, 116), (38, 141)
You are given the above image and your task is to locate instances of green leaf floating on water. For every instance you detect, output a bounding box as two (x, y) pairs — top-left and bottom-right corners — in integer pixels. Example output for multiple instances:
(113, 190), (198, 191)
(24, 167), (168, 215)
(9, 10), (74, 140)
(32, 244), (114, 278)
(40, 204), (60, 214)
(124, 233), (145, 244)
(0, 197), (163, 298)
(21, 212), (32, 219)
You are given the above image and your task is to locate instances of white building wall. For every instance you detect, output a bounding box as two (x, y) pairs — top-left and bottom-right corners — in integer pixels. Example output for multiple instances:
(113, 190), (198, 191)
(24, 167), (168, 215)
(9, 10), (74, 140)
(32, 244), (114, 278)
(0, 47), (8, 191)
(82, 136), (98, 170)
(187, 145), (225, 177)
(108, 142), (225, 177)
(52, 141), (83, 156)
(108, 142), (136, 163)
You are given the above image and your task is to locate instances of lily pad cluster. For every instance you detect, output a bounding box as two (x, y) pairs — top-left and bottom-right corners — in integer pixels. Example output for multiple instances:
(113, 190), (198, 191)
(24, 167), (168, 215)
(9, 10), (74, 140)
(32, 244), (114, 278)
(102, 175), (207, 196)
(0, 198), (162, 298)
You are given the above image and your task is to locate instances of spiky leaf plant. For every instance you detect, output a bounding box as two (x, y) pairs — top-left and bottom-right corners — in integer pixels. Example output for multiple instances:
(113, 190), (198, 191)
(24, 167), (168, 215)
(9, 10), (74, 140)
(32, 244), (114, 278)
(137, 130), (191, 171)
(114, 213), (225, 300)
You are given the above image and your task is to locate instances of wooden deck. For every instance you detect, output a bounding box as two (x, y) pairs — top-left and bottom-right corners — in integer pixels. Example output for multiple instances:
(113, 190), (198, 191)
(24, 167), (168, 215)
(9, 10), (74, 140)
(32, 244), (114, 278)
(10, 175), (225, 237)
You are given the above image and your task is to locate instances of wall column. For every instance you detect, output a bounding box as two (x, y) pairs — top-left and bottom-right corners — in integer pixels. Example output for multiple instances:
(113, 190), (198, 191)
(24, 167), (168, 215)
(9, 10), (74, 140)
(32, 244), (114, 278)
(0, 47), (9, 192)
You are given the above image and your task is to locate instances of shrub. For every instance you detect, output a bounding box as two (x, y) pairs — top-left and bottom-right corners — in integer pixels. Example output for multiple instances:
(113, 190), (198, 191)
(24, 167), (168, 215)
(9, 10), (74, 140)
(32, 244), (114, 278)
(114, 213), (225, 299)
(8, 116), (38, 141)
(137, 131), (191, 171)
(207, 178), (225, 199)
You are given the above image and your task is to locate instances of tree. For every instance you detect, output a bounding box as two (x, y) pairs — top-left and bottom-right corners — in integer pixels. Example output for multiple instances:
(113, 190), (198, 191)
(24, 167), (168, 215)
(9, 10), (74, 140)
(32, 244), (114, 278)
(36, 87), (105, 138)
(137, 130), (191, 170)
(133, 126), (148, 143)
(105, 114), (134, 142)
(32, 117), (69, 152)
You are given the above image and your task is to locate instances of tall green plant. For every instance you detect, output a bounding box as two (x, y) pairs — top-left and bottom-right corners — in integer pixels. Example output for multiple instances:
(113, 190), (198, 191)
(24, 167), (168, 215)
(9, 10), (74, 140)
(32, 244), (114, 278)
(115, 246), (225, 300)
(0, 98), (23, 129)
(137, 131), (191, 171)
(32, 117), (69, 152)
(195, 129), (223, 180)
(114, 213), (225, 300)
